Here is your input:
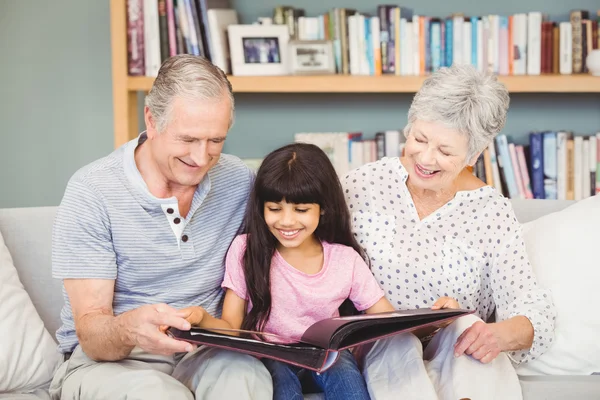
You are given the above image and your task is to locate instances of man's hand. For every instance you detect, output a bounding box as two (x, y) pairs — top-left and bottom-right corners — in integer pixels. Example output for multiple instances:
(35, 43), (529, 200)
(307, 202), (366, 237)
(119, 303), (194, 355)
(454, 321), (501, 364)
(431, 296), (460, 310)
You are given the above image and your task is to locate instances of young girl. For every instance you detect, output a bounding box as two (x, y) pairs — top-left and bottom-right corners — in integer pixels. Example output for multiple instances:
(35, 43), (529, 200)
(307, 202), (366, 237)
(180, 143), (395, 400)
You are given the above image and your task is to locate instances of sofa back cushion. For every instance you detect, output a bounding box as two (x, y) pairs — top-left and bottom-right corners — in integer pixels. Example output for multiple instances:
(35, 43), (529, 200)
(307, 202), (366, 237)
(517, 195), (600, 375)
(0, 222), (62, 392)
(0, 207), (64, 340)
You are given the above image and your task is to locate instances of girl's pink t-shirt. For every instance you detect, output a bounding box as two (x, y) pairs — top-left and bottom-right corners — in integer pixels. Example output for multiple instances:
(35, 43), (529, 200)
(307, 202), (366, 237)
(222, 234), (385, 343)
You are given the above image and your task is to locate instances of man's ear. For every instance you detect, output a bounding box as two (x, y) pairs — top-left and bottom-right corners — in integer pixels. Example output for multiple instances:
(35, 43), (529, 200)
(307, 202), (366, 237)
(144, 106), (158, 139)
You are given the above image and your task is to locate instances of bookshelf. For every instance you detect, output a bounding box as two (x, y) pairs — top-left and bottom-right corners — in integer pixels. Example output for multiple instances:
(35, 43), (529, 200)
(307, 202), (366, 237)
(110, 0), (600, 148)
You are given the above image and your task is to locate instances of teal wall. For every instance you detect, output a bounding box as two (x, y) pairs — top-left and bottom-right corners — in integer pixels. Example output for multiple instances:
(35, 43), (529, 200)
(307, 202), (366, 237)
(1, 0), (599, 208)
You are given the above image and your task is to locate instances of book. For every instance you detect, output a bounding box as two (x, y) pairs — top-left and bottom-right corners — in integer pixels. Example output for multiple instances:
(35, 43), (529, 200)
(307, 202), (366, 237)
(167, 308), (471, 372)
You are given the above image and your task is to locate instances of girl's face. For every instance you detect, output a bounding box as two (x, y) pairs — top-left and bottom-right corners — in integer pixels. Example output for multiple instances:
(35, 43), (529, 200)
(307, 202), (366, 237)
(263, 200), (321, 250)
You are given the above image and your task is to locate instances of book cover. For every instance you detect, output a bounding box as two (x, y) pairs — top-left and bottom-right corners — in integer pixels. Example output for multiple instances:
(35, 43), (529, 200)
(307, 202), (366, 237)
(168, 308), (471, 372)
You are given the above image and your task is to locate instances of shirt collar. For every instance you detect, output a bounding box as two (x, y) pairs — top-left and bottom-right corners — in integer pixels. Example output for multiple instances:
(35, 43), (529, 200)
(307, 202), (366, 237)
(123, 132), (211, 213)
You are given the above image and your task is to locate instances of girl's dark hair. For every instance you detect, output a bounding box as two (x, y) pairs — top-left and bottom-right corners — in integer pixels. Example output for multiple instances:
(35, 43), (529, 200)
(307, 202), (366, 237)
(241, 143), (366, 332)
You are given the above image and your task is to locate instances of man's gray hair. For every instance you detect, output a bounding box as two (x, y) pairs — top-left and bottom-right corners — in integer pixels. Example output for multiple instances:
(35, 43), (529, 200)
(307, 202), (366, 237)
(405, 64), (510, 160)
(145, 55), (234, 132)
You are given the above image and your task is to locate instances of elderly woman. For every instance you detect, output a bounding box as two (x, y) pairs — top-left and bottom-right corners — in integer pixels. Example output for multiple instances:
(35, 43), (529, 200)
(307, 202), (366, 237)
(344, 65), (555, 400)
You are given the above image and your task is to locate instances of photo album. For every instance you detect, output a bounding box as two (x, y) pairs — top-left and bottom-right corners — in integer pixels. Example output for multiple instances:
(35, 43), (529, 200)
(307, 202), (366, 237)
(168, 308), (472, 372)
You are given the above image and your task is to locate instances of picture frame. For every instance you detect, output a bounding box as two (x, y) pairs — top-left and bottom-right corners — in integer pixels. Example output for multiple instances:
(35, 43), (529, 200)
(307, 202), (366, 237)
(227, 24), (290, 76)
(288, 40), (336, 75)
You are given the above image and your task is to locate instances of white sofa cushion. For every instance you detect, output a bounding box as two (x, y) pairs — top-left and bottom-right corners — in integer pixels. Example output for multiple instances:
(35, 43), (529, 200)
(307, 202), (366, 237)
(517, 194), (600, 376)
(0, 230), (62, 392)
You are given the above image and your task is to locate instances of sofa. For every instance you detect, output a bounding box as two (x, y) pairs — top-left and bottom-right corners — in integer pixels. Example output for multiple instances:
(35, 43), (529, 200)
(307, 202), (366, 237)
(0, 199), (599, 399)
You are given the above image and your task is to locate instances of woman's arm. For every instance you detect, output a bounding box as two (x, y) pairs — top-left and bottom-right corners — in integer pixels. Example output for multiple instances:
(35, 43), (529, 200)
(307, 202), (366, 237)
(457, 200), (555, 364)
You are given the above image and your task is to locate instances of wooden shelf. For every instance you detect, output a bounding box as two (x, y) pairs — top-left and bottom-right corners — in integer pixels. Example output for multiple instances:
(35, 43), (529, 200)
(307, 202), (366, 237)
(111, 0), (599, 149)
(127, 74), (600, 94)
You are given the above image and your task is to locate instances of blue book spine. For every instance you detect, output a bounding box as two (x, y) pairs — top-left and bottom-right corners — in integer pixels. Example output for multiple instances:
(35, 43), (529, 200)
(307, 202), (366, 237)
(529, 133), (545, 199)
(431, 21), (441, 71)
(445, 18), (453, 66)
(542, 132), (558, 200)
(365, 17), (374, 75)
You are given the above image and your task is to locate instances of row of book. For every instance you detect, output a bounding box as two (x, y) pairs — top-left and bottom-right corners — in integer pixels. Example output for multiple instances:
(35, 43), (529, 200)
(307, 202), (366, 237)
(275, 6), (600, 76)
(293, 130), (600, 201)
(294, 131), (404, 177)
(127, 0), (237, 76)
(477, 132), (600, 200)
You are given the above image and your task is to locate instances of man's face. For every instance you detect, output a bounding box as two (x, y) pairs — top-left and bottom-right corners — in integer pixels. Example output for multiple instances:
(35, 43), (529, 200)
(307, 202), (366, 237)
(144, 95), (231, 188)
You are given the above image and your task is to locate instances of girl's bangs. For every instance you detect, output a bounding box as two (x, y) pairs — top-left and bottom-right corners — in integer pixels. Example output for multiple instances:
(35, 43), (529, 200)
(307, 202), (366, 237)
(260, 168), (321, 205)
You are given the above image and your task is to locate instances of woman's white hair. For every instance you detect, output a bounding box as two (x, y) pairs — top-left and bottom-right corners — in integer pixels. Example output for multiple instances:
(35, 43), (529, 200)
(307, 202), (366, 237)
(145, 55), (234, 133)
(405, 64), (510, 160)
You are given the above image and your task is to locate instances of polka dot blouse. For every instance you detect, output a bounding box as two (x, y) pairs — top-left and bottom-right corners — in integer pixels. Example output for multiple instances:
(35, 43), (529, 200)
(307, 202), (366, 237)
(343, 157), (556, 364)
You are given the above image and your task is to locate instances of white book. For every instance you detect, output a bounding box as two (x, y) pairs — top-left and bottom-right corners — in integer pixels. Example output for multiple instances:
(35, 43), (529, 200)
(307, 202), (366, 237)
(371, 17), (381, 75)
(348, 15), (360, 75)
(491, 15), (500, 74)
(463, 22), (472, 66)
(582, 139), (591, 199)
(574, 136), (583, 200)
(412, 15), (420, 73)
(559, 22), (573, 75)
(484, 16), (493, 73)
(476, 19), (484, 72)
(596, 133), (600, 194)
(527, 12), (542, 75)
(350, 141), (364, 171)
(556, 132), (569, 200)
(384, 130), (402, 158)
(295, 133), (351, 177)
(590, 136), (597, 174)
(513, 14), (528, 75)
(207, 9), (239, 74)
(589, 135), (597, 197)
(143, 0), (161, 76)
(404, 21), (414, 75)
(453, 16), (464, 64)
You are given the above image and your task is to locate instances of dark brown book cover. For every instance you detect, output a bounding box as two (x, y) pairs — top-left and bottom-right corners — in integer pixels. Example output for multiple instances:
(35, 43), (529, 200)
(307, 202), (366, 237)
(158, 0), (169, 62)
(127, 0), (145, 76)
(168, 308), (471, 372)
(570, 10), (590, 73)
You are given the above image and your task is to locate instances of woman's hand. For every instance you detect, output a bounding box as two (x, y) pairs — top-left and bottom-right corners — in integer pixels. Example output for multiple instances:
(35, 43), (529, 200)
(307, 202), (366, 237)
(454, 321), (501, 364)
(431, 296), (460, 310)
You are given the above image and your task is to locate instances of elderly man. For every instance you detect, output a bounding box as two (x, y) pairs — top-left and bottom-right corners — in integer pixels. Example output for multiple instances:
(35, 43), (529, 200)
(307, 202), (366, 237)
(49, 55), (272, 399)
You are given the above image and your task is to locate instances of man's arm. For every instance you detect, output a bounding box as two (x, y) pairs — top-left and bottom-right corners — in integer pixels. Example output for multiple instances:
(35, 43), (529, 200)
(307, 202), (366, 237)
(65, 279), (193, 361)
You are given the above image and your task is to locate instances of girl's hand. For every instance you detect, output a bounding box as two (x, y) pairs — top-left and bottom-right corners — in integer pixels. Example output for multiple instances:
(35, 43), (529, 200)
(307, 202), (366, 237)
(178, 306), (206, 326)
(431, 296), (460, 310)
(158, 306), (205, 333)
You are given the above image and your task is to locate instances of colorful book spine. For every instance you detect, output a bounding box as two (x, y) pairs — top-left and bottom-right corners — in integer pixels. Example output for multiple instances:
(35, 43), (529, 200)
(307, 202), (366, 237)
(542, 132), (558, 200)
(529, 132), (545, 199)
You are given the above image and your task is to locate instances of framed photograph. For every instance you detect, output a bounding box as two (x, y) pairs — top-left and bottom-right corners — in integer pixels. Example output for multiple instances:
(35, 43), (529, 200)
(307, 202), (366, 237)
(227, 24), (290, 76)
(289, 40), (336, 75)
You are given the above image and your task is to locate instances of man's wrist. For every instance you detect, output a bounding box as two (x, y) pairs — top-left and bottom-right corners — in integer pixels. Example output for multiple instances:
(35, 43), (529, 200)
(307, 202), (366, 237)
(115, 310), (136, 347)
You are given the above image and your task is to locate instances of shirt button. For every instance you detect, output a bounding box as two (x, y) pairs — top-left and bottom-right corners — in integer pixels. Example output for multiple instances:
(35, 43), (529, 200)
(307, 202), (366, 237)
(167, 208), (174, 214)
(182, 235), (188, 242)
(174, 217), (181, 224)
